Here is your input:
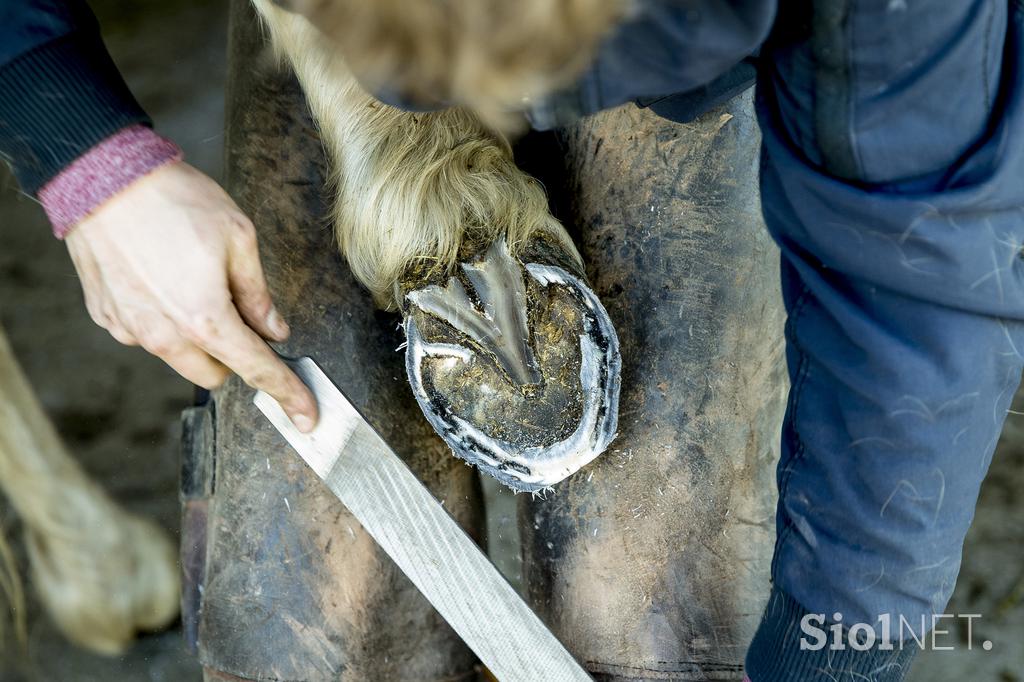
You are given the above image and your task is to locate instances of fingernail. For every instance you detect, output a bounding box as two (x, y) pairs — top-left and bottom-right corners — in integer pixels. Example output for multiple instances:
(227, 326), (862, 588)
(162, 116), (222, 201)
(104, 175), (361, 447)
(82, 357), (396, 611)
(293, 413), (315, 433)
(267, 307), (290, 340)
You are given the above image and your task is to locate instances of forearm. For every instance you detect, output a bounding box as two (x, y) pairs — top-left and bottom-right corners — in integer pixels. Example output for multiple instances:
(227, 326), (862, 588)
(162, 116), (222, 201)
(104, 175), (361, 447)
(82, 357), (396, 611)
(0, 0), (151, 195)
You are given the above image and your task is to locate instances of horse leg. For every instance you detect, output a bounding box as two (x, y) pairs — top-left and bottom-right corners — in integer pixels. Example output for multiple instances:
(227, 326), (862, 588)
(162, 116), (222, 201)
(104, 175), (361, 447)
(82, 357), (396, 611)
(0, 325), (179, 655)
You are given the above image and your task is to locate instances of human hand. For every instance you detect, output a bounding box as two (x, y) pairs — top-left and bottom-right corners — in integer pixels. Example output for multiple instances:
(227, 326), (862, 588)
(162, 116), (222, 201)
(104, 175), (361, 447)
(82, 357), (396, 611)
(65, 161), (318, 431)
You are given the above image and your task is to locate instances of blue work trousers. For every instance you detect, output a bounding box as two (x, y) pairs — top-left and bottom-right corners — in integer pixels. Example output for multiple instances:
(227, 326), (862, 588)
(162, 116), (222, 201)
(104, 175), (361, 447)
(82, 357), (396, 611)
(745, 1), (1024, 679)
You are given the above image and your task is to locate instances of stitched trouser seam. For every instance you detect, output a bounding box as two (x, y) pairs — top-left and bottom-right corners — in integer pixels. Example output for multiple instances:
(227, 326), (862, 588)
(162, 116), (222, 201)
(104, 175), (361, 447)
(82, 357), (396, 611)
(771, 283), (813, 578)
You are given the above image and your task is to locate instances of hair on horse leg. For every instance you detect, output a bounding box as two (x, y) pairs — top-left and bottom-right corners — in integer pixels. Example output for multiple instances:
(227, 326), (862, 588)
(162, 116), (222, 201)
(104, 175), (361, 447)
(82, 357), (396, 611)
(253, 0), (581, 309)
(0, 327), (179, 655)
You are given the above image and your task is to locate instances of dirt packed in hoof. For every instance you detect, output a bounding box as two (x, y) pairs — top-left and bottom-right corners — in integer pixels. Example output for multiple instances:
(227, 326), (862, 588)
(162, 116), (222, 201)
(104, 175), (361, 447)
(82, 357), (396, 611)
(405, 232), (597, 449)
(413, 271), (585, 448)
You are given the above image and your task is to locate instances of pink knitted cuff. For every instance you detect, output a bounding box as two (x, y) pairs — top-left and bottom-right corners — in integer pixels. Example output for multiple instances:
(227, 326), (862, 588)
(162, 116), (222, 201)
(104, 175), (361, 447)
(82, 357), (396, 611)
(39, 125), (183, 239)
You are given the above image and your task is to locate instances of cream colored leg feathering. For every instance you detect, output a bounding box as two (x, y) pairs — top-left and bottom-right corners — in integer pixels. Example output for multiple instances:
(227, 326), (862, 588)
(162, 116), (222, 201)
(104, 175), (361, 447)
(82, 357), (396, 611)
(0, 327), (179, 655)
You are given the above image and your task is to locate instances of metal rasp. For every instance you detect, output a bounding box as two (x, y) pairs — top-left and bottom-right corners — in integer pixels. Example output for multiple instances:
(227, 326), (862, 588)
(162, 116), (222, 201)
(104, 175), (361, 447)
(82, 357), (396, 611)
(254, 356), (592, 682)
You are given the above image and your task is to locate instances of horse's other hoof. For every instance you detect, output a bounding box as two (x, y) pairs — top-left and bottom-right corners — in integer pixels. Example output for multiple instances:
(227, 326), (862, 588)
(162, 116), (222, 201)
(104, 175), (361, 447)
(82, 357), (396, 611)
(403, 237), (620, 491)
(27, 507), (180, 655)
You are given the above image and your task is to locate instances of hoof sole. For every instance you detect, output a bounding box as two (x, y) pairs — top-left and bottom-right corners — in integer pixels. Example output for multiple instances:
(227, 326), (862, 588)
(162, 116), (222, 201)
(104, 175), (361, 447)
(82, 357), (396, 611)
(404, 240), (620, 491)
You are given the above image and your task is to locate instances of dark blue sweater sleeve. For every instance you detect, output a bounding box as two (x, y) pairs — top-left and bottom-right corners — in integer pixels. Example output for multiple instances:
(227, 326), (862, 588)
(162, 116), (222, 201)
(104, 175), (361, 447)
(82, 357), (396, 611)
(0, 0), (150, 195)
(527, 0), (775, 129)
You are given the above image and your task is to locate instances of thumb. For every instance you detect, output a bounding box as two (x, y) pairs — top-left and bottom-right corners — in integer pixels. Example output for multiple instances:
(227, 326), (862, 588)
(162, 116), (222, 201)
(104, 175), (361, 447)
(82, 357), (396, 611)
(227, 219), (290, 342)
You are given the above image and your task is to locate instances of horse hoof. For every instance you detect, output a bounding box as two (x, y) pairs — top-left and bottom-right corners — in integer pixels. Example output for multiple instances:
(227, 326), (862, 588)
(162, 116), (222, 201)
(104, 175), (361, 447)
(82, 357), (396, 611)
(403, 236), (620, 491)
(26, 509), (180, 655)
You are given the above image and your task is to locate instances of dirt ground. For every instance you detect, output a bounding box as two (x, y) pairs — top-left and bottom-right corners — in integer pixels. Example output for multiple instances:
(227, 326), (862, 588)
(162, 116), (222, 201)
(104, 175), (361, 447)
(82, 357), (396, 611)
(0, 1), (1021, 680)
